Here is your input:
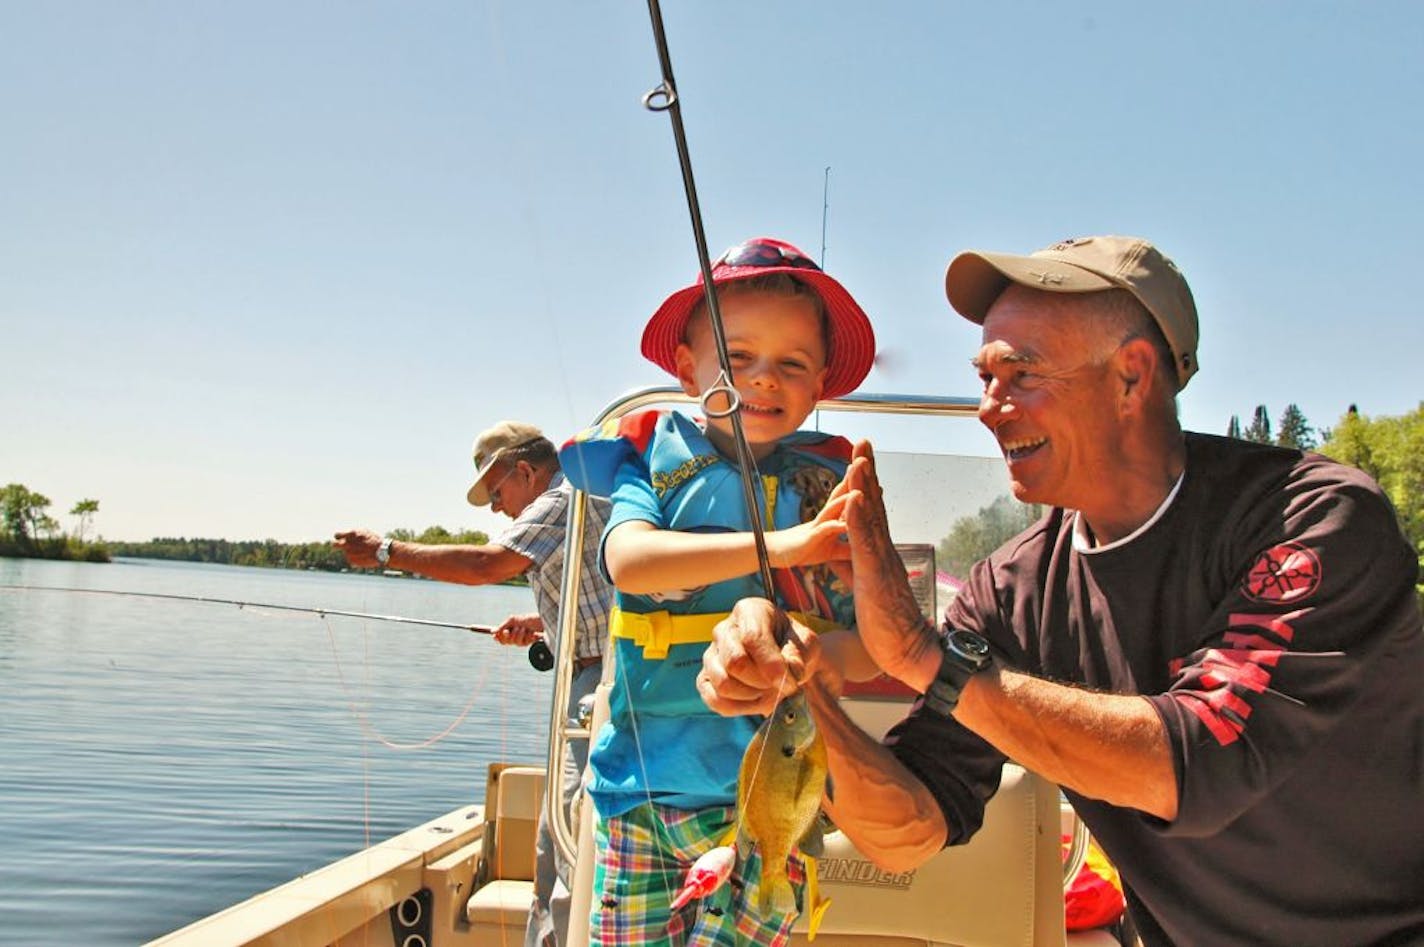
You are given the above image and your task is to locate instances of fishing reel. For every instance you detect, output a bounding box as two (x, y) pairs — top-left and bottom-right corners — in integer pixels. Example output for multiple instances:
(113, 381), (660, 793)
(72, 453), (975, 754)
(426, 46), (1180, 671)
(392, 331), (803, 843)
(527, 638), (555, 672)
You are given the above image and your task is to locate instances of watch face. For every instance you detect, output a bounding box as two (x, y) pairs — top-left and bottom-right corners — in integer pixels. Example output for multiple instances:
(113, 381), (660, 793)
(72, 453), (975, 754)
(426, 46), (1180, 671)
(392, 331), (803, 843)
(947, 629), (992, 665)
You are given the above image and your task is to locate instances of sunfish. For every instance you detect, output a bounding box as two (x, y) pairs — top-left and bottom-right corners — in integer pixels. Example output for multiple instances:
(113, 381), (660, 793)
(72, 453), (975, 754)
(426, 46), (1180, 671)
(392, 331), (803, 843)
(668, 691), (832, 937)
(737, 691), (830, 921)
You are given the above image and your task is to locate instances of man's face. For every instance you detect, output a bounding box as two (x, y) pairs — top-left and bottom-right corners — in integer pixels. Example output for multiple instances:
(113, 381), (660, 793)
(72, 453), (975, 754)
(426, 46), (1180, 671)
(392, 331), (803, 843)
(972, 286), (1124, 511)
(488, 460), (542, 518)
(673, 291), (828, 460)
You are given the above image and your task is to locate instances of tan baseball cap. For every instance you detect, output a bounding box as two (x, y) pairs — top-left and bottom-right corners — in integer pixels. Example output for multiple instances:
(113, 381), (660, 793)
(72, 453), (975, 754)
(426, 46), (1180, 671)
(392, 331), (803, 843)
(944, 235), (1200, 388)
(466, 421), (547, 506)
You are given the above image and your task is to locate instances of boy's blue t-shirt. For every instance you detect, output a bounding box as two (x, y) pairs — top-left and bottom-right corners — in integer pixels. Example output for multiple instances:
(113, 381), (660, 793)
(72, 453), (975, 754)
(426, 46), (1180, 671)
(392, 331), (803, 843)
(559, 409), (856, 817)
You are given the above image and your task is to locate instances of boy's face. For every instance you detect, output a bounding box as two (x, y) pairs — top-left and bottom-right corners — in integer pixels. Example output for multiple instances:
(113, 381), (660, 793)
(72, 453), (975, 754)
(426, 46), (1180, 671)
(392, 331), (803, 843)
(674, 291), (828, 459)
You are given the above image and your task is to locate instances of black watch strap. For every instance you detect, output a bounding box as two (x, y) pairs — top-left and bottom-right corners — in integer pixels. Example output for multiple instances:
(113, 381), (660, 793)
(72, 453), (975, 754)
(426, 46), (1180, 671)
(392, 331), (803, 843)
(923, 628), (993, 718)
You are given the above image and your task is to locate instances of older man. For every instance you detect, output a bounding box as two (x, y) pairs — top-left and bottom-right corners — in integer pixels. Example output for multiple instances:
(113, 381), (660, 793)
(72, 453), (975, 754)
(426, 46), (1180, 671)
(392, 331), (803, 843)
(701, 237), (1424, 946)
(336, 420), (612, 947)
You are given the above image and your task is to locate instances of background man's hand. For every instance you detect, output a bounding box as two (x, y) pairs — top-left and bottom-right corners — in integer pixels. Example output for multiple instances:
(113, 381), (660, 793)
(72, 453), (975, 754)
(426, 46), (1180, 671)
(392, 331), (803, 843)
(492, 613), (544, 647)
(699, 598), (822, 717)
(333, 528), (383, 569)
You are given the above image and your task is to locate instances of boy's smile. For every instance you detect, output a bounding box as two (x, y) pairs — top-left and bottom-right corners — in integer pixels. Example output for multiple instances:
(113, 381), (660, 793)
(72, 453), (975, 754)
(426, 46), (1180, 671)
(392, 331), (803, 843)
(674, 292), (828, 462)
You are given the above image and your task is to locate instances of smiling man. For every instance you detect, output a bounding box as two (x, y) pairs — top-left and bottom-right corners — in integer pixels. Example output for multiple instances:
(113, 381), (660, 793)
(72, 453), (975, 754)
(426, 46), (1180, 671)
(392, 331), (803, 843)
(700, 236), (1424, 946)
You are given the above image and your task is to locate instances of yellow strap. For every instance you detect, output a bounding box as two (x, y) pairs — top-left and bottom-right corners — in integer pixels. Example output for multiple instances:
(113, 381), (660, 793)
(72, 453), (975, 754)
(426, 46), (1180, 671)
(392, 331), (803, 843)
(610, 606), (839, 659)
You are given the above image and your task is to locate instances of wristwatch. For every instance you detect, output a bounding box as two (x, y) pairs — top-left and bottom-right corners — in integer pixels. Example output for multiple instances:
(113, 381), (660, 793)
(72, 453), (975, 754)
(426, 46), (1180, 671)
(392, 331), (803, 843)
(375, 538), (393, 567)
(922, 628), (994, 717)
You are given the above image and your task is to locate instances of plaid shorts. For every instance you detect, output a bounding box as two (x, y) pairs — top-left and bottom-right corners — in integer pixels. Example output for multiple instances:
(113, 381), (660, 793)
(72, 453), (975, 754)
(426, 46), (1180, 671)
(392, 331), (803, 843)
(590, 802), (806, 947)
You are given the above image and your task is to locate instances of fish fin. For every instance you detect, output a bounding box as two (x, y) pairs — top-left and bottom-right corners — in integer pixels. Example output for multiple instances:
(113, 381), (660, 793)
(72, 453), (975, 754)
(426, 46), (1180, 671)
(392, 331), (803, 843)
(805, 855), (819, 937)
(733, 825), (753, 860)
(796, 822), (825, 858)
(824, 771), (834, 803)
(808, 896), (832, 941)
(767, 874), (797, 917)
(756, 855), (797, 918)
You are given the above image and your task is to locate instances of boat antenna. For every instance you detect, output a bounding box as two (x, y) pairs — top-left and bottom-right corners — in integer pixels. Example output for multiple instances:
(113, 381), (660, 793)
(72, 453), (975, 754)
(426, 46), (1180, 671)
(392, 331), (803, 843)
(0, 584), (556, 670)
(820, 166), (830, 268)
(816, 166), (830, 428)
(641, 0), (776, 598)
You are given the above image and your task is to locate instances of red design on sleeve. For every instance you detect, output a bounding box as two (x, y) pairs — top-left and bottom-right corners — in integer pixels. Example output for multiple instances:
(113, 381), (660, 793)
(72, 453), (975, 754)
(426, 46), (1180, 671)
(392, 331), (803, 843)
(1242, 542), (1322, 604)
(619, 410), (661, 453)
(1170, 610), (1305, 747)
(795, 435), (854, 462)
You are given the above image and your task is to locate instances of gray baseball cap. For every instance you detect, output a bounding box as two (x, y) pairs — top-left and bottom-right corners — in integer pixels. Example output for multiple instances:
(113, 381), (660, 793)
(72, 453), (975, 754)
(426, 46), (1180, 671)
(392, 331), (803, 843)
(467, 421), (546, 506)
(944, 235), (1200, 388)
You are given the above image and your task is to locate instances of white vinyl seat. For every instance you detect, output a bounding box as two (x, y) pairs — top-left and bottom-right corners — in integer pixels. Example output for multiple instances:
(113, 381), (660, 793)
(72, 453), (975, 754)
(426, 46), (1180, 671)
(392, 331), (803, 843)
(788, 762), (1065, 947)
(465, 764), (546, 945)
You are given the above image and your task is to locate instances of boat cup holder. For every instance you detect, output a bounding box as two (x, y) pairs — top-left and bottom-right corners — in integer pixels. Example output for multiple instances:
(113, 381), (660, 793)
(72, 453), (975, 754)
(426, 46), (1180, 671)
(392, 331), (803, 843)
(389, 889), (432, 947)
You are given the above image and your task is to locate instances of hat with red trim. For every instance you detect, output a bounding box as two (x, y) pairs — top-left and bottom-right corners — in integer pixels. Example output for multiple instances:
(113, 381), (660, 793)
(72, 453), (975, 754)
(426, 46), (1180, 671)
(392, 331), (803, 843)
(640, 237), (876, 400)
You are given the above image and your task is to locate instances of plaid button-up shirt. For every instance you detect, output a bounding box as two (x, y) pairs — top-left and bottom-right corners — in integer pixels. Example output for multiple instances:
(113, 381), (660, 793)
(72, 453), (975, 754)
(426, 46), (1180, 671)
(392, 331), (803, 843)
(496, 472), (611, 661)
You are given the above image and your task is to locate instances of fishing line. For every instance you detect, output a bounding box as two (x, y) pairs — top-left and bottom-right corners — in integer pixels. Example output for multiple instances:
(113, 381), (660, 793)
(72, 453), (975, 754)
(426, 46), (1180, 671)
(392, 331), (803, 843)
(316, 612), (494, 751)
(3, 583), (512, 747)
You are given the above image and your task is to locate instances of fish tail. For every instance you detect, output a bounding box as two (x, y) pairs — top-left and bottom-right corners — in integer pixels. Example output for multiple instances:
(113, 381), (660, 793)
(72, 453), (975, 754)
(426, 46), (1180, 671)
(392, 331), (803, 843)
(757, 859), (798, 918)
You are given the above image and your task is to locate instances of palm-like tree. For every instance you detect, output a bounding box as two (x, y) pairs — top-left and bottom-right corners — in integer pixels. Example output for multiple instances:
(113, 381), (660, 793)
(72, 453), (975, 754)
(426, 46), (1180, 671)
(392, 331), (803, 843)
(70, 499), (99, 543)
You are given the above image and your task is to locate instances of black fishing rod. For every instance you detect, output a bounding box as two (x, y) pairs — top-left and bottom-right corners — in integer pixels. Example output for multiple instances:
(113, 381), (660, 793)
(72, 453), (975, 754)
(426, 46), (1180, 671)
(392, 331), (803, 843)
(642, 0), (777, 599)
(0, 584), (555, 671)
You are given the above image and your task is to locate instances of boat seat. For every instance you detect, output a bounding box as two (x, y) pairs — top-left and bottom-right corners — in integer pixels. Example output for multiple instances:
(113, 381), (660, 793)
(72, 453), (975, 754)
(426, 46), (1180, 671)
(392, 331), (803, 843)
(787, 762), (1066, 947)
(466, 764), (545, 944)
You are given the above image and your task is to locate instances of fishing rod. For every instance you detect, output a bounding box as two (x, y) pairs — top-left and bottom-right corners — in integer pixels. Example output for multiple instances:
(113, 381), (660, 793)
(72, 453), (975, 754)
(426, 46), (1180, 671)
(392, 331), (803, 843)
(642, 0), (777, 600)
(0, 584), (556, 671)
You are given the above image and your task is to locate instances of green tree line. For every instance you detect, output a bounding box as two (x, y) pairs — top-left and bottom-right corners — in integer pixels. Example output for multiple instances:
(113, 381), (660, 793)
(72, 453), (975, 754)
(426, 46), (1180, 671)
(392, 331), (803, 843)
(107, 525), (494, 573)
(1226, 402), (1319, 449)
(2, 483), (494, 575)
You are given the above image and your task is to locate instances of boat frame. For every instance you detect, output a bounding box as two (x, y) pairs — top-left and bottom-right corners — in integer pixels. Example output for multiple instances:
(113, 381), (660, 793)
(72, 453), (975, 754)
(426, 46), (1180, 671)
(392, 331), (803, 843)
(148, 386), (1111, 947)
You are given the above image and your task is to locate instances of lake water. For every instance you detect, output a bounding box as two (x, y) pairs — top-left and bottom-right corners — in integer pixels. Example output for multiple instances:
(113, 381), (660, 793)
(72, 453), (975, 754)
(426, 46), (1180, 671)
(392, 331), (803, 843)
(0, 557), (553, 946)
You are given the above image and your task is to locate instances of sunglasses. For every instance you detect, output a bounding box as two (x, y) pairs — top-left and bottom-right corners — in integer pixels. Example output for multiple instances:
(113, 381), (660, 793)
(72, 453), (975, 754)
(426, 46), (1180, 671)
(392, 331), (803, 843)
(486, 464), (521, 506)
(716, 240), (822, 272)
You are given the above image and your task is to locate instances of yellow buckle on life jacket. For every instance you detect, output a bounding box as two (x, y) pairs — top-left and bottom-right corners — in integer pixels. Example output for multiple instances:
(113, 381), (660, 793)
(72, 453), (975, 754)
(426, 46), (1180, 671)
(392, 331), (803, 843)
(609, 607), (841, 659)
(609, 608), (725, 659)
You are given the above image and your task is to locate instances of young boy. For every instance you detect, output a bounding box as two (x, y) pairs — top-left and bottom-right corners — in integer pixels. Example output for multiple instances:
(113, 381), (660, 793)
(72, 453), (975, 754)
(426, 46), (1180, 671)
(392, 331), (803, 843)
(559, 237), (876, 946)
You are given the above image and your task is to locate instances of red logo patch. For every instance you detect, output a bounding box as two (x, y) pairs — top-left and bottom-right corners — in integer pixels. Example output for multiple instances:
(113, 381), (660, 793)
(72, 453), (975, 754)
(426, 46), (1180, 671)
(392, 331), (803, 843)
(1242, 542), (1322, 604)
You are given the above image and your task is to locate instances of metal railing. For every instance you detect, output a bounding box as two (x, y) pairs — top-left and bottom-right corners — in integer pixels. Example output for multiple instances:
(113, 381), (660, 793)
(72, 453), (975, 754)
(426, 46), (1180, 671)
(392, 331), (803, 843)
(544, 384), (982, 864)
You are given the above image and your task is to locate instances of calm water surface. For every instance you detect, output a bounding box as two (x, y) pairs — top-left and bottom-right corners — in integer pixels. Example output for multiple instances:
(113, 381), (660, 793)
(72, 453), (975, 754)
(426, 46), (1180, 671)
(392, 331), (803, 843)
(0, 557), (553, 946)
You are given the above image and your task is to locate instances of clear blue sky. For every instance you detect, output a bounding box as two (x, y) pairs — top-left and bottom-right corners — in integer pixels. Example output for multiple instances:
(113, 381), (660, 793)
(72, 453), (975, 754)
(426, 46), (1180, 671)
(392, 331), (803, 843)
(4, 2), (1420, 543)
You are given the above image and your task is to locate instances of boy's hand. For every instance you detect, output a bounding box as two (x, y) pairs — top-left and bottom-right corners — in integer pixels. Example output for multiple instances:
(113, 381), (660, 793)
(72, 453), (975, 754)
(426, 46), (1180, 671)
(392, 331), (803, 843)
(698, 598), (824, 717)
(766, 490), (852, 568)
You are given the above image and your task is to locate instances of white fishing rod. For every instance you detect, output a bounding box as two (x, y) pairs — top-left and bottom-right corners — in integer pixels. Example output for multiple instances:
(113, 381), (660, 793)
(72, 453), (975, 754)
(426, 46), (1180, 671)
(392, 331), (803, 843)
(0, 583), (556, 670)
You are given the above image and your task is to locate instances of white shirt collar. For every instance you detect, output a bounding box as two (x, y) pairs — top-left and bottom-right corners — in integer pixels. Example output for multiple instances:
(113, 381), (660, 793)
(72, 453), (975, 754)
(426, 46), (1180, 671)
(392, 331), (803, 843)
(1072, 470), (1186, 553)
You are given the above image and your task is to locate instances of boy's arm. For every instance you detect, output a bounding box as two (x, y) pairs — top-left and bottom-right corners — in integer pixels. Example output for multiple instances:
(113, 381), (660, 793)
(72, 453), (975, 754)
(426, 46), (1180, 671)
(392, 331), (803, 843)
(604, 489), (852, 595)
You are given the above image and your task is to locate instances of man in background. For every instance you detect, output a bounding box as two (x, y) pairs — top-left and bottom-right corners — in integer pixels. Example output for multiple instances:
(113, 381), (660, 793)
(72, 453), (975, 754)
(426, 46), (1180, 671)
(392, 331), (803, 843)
(336, 420), (612, 947)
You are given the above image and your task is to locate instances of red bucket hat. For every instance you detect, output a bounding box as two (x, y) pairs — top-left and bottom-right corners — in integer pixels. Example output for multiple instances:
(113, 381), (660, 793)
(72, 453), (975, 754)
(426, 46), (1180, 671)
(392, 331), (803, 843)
(640, 237), (876, 400)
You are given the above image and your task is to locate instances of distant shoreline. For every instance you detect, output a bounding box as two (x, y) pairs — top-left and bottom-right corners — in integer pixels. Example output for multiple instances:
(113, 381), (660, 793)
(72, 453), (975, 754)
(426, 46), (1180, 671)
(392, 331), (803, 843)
(0, 546), (530, 586)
